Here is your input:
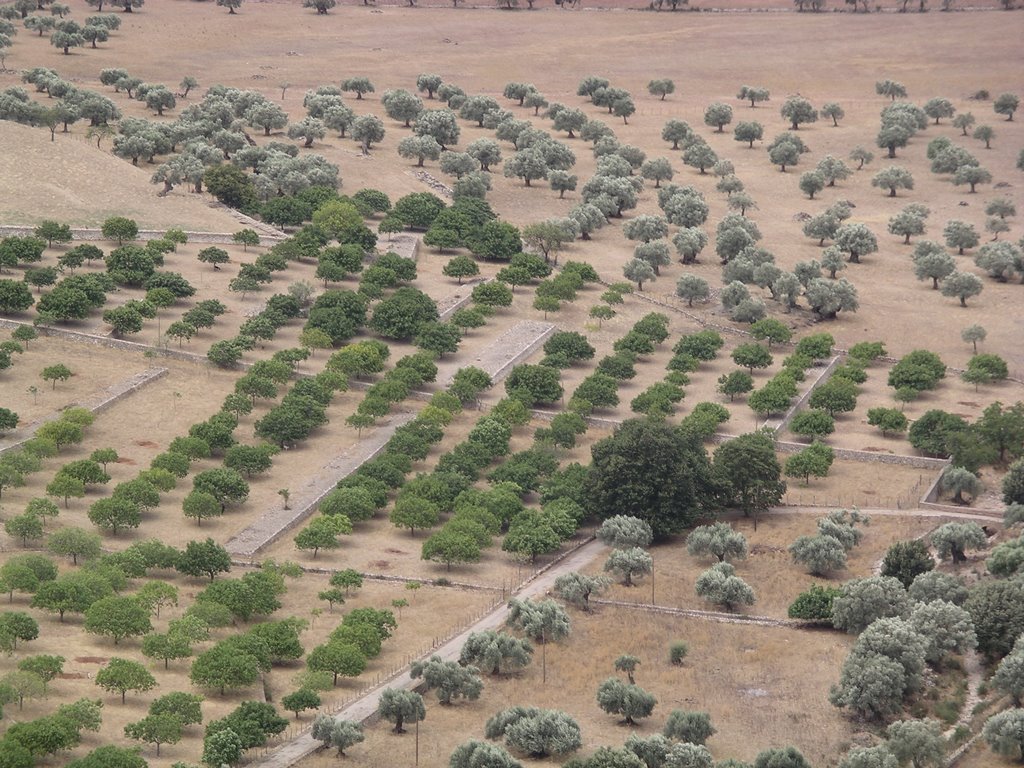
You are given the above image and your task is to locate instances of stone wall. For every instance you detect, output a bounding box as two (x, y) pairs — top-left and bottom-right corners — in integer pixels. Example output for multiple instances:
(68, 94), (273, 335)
(774, 437), (952, 469)
(0, 319), (209, 365)
(772, 354), (842, 435)
(0, 367), (168, 456)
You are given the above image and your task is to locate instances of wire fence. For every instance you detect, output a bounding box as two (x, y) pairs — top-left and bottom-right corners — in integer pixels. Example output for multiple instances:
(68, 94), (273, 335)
(782, 472), (929, 510)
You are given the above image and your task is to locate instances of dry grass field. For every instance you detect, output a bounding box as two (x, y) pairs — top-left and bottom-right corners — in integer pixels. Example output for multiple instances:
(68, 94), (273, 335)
(302, 611), (858, 768)
(0, 2), (1021, 767)
(590, 510), (939, 617)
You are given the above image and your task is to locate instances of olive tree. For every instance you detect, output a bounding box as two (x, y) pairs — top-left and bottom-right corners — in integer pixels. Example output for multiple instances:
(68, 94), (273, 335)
(377, 688), (425, 734)
(686, 523), (747, 563)
(931, 522), (987, 564)
(885, 719), (945, 768)
(596, 516), (654, 550)
(694, 562), (754, 611)
(831, 576), (909, 634)
(410, 655), (483, 705)
(603, 547), (653, 587)
(984, 709), (1024, 761)
(596, 677), (657, 725)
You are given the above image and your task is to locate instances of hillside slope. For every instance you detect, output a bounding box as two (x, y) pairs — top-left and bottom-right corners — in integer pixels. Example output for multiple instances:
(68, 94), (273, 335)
(0, 121), (243, 231)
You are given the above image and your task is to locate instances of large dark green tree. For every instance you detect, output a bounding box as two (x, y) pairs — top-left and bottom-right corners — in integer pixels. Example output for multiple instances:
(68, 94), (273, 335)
(587, 419), (723, 540)
(713, 431), (785, 528)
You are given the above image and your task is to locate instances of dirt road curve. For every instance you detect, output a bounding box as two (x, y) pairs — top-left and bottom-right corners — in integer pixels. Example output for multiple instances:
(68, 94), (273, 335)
(249, 538), (606, 768)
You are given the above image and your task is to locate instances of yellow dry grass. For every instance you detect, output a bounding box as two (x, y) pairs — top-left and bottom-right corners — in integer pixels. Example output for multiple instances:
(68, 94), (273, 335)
(0, 3), (1021, 765)
(301, 609), (857, 768)
(0, 120), (244, 232)
(586, 509), (937, 617)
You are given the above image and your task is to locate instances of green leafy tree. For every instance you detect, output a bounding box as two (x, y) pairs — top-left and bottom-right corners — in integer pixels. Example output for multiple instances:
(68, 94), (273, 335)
(190, 642), (262, 696)
(182, 491), (223, 527)
(422, 528), (481, 570)
(880, 540), (934, 588)
(588, 418), (722, 539)
(124, 713), (182, 756)
(100, 217), (139, 245)
(307, 641), (367, 685)
(176, 538), (231, 581)
(141, 632), (192, 670)
(95, 658), (156, 703)
(713, 431), (785, 527)
(282, 688), (321, 719)
(731, 343), (773, 374)
(84, 596), (152, 645)
(192, 468), (249, 512)
(788, 584), (843, 622)
(86, 497), (141, 535)
(294, 514), (352, 557)
(40, 363), (72, 390)
(390, 494), (440, 536)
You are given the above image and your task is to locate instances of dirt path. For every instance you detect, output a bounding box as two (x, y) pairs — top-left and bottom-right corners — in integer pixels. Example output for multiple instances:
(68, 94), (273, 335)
(771, 505), (1004, 524)
(248, 538), (606, 768)
(947, 650), (985, 739)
